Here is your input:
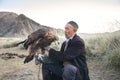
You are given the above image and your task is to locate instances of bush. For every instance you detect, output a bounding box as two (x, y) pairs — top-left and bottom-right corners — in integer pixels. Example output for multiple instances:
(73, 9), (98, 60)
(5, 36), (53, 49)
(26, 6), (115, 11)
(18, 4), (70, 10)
(2, 42), (18, 48)
(107, 48), (120, 68)
(85, 46), (93, 56)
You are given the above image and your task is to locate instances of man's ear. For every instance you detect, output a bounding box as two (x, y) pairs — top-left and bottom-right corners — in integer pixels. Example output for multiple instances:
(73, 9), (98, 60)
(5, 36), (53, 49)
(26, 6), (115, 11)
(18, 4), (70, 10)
(74, 29), (77, 32)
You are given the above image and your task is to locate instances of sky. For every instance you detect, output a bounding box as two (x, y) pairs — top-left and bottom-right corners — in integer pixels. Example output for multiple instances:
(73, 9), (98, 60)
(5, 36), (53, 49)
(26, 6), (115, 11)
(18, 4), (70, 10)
(0, 0), (120, 33)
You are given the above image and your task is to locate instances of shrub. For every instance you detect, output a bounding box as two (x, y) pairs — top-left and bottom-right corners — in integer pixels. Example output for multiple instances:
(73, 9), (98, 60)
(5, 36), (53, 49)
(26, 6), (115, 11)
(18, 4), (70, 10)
(2, 42), (18, 48)
(107, 48), (120, 68)
(85, 46), (93, 57)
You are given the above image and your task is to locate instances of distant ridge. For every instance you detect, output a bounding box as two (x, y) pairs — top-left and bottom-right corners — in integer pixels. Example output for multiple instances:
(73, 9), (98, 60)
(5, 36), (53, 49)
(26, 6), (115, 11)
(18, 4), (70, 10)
(0, 12), (64, 37)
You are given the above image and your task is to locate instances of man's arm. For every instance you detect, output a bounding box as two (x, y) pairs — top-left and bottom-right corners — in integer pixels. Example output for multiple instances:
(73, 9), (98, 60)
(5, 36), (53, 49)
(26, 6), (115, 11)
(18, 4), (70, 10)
(49, 40), (85, 61)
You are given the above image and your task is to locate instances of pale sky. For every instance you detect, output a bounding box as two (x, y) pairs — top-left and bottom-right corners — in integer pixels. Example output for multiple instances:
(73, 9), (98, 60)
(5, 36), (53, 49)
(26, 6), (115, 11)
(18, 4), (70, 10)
(0, 0), (120, 33)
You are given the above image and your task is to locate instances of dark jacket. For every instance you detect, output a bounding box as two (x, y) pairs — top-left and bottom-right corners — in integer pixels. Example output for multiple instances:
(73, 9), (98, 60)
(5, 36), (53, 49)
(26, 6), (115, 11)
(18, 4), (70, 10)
(49, 34), (90, 80)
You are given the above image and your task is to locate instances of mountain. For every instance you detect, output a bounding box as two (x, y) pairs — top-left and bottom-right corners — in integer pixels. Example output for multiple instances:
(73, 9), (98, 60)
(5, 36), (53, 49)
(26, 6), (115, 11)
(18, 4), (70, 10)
(0, 12), (64, 37)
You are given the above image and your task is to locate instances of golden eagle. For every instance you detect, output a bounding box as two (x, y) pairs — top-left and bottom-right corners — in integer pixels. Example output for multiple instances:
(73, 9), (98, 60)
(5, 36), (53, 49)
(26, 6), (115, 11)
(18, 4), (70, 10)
(17, 28), (58, 63)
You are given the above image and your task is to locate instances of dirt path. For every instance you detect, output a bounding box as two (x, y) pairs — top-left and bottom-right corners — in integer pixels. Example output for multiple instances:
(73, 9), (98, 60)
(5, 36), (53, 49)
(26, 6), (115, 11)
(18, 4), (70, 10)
(0, 47), (43, 80)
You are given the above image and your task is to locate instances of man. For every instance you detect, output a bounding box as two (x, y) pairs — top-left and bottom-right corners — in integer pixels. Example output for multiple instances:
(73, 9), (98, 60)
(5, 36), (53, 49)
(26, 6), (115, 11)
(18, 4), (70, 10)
(42, 21), (90, 80)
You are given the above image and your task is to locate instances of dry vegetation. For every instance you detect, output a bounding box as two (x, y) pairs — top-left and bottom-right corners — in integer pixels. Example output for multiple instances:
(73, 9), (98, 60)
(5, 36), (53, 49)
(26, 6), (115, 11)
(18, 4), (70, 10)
(84, 31), (120, 80)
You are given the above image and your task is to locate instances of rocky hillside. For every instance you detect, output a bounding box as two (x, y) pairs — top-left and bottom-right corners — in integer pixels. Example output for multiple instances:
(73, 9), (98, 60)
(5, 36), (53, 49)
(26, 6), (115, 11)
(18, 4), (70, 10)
(0, 12), (64, 37)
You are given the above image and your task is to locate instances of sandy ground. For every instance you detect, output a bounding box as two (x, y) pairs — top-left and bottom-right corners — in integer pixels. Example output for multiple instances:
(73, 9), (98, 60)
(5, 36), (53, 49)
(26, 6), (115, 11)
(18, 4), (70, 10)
(0, 47), (42, 80)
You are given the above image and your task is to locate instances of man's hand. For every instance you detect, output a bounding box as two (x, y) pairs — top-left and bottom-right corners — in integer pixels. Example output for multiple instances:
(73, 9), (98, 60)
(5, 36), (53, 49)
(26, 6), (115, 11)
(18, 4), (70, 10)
(44, 46), (50, 51)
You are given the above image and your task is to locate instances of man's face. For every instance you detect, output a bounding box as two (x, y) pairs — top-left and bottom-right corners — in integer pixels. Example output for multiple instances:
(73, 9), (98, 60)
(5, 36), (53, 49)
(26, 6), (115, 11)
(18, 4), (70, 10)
(64, 24), (76, 39)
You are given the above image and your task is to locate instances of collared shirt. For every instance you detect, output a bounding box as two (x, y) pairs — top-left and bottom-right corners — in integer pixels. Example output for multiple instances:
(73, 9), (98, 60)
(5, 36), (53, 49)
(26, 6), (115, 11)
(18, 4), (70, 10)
(64, 33), (76, 51)
(65, 33), (75, 43)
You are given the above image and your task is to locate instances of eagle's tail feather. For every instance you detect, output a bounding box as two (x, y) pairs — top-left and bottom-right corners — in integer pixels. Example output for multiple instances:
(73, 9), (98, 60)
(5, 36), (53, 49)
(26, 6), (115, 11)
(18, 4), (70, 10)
(23, 40), (30, 49)
(16, 40), (26, 46)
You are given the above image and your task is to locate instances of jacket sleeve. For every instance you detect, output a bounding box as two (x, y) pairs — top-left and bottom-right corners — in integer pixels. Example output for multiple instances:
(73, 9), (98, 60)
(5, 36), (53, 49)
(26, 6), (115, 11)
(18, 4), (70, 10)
(49, 40), (85, 61)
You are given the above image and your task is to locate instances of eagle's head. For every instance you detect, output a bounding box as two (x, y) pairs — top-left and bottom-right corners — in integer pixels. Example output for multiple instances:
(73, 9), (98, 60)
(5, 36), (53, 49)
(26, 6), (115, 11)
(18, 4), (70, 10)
(45, 31), (58, 42)
(37, 31), (59, 48)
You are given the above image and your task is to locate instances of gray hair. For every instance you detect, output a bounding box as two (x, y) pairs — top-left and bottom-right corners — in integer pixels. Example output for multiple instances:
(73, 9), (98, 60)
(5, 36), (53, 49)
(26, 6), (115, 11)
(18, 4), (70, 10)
(67, 21), (79, 30)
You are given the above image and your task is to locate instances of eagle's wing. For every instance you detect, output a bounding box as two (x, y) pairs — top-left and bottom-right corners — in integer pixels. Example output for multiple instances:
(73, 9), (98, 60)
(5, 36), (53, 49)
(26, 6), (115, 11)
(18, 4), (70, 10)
(24, 28), (49, 49)
(24, 38), (43, 64)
